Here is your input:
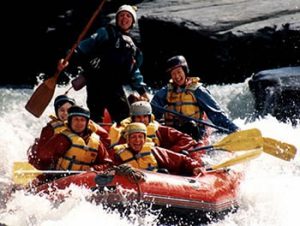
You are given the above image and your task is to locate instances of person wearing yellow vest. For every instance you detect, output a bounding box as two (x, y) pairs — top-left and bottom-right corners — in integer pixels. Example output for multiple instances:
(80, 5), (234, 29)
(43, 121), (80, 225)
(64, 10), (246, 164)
(36, 106), (113, 183)
(109, 101), (206, 162)
(28, 94), (76, 170)
(151, 55), (239, 140)
(28, 94), (111, 170)
(112, 122), (203, 176)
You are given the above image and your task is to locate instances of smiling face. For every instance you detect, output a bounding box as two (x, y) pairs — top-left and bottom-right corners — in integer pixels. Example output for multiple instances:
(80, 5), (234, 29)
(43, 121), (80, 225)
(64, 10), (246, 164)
(170, 67), (186, 86)
(116, 11), (134, 32)
(128, 132), (146, 153)
(57, 102), (73, 121)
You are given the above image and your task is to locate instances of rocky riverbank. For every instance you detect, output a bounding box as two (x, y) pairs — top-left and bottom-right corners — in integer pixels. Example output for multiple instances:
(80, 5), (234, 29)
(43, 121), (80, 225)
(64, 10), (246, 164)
(4, 0), (300, 87)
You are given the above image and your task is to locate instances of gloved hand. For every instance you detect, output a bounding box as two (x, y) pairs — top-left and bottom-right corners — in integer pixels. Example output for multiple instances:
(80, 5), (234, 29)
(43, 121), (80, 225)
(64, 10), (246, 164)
(114, 164), (145, 183)
(71, 74), (86, 91)
(88, 120), (100, 133)
(128, 93), (149, 105)
(128, 93), (141, 105)
(57, 58), (69, 71)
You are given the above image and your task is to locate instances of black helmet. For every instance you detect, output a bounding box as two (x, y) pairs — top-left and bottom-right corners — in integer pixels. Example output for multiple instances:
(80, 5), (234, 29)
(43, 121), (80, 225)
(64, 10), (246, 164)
(68, 105), (90, 120)
(165, 55), (189, 75)
(54, 95), (75, 114)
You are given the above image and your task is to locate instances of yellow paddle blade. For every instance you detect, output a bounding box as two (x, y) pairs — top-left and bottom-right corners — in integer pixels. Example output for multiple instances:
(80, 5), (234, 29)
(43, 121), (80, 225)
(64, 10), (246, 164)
(214, 128), (263, 152)
(13, 162), (42, 186)
(209, 149), (262, 170)
(263, 137), (297, 161)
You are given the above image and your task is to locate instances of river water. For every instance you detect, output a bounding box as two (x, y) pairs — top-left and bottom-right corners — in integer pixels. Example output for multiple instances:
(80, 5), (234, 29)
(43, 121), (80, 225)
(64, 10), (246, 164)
(0, 78), (299, 226)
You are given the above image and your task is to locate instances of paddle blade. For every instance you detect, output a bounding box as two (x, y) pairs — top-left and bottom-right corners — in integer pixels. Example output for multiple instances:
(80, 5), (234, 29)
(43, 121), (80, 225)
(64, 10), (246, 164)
(209, 149), (262, 170)
(25, 74), (58, 118)
(263, 137), (297, 161)
(214, 128), (263, 152)
(13, 162), (42, 186)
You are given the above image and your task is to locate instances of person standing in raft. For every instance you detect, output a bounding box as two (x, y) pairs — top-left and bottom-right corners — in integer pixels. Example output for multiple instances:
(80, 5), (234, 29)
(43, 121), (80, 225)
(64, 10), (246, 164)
(112, 122), (204, 176)
(62, 5), (148, 123)
(109, 101), (207, 162)
(151, 55), (239, 141)
(34, 105), (113, 183)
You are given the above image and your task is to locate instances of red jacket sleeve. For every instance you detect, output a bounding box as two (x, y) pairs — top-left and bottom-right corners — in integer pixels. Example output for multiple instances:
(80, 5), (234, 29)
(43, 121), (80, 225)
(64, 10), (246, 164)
(152, 147), (202, 176)
(36, 134), (71, 170)
(28, 124), (55, 169)
(156, 125), (198, 152)
(36, 124), (55, 149)
(88, 120), (111, 149)
(92, 141), (114, 171)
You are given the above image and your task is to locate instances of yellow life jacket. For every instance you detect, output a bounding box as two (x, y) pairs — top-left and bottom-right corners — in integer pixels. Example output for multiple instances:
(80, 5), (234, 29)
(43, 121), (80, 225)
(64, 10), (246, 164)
(109, 117), (160, 146)
(114, 142), (158, 171)
(166, 77), (204, 126)
(56, 130), (99, 171)
(48, 115), (67, 134)
(109, 117), (131, 146)
(146, 121), (160, 146)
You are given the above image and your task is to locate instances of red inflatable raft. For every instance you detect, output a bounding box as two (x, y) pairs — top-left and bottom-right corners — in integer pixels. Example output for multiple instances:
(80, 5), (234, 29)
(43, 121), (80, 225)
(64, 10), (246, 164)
(33, 168), (242, 224)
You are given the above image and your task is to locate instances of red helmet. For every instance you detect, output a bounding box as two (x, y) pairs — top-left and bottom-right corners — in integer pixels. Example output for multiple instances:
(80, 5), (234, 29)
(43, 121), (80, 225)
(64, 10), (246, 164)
(165, 55), (189, 75)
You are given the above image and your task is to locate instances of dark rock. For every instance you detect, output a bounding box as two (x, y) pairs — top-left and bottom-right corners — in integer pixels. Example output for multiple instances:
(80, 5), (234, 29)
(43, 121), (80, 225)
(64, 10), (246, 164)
(3, 0), (300, 88)
(248, 66), (300, 125)
(136, 0), (300, 87)
(3, 0), (143, 86)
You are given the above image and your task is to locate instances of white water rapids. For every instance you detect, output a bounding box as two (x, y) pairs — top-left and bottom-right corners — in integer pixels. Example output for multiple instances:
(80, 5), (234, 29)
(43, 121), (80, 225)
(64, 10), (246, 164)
(0, 78), (299, 226)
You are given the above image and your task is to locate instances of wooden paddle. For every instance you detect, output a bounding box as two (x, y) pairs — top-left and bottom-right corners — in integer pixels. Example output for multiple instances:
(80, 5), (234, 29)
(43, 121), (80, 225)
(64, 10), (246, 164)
(207, 148), (263, 171)
(187, 128), (263, 153)
(13, 162), (84, 186)
(263, 137), (297, 161)
(25, 0), (107, 118)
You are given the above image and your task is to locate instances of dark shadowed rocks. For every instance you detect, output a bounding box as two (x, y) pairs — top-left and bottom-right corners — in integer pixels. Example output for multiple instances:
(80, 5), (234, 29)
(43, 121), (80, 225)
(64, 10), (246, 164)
(3, 0), (300, 88)
(136, 0), (300, 87)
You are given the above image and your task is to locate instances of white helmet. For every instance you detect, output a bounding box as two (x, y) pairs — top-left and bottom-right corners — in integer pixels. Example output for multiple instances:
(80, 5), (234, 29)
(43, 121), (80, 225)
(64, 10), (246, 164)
(130, 101), (152, 116)
(116, 5), (137, 24)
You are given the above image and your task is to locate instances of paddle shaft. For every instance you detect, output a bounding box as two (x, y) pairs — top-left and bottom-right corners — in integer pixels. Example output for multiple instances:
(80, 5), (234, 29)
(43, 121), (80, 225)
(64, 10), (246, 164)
(187, 145), (214, 153)
(25, 0), (107, 118)
(64, 0), (107, 63)
(206, 149), (262, 171)
(15, 170), (84, 175)
(151, 103), (231, 133)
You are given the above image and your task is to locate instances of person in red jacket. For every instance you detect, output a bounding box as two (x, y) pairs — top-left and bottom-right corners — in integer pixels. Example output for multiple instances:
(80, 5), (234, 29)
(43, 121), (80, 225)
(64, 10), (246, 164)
(28, 94), (76, 169)
(112, 122), (203, 176)
(35, 106), (113, 183)
(28, 95), (111, 170)
(109, 101), (207, 162)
